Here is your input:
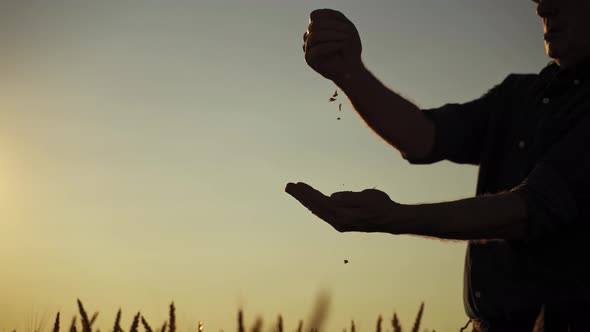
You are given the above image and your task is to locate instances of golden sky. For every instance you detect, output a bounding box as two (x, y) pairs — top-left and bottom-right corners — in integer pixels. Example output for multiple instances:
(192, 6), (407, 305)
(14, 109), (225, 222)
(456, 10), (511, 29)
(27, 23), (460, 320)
(0, 1), (549, 331)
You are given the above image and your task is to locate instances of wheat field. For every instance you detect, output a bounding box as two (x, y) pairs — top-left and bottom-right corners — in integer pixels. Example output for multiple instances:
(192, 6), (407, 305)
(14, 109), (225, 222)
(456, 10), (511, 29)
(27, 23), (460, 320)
(12, 298), (548, 332)
(13, 299), (440, 332)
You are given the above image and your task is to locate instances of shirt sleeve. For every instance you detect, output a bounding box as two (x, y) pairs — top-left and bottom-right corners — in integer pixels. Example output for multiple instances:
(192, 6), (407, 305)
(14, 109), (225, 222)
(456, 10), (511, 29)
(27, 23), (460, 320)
(403, 74), (514, 165)
(510, 111), (590, 243)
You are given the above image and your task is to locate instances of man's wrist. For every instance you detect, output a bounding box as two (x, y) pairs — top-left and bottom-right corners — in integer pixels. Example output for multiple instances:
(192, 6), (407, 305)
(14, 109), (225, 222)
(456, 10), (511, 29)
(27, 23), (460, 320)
(332, 64), (369, 88)
(384, 203), (417, 235)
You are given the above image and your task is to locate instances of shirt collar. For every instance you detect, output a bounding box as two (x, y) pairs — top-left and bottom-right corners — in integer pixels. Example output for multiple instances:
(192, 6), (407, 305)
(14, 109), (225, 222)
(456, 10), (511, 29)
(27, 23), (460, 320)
(544, 55), (590, 81)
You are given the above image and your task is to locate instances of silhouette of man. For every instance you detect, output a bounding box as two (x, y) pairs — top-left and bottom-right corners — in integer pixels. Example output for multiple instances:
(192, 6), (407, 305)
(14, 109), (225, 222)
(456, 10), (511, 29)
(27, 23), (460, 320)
(286, 2), (590, 331)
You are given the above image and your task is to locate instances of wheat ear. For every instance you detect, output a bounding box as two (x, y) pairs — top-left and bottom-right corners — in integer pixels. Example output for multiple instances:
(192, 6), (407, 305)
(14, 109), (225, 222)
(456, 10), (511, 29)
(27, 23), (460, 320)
(410, 302), (424, 332)
(141, 316), (154, 332)
(168, 303), (175, 332)
(237, 310), (245, 332)
(52, 313), (60, 332)
(129, 313), (140, 332)
(69, 317), (78, 332)
(277, 315), (283, 332)
(391, 312), (402, 332)
(112, 309), (122, 332)
(76, 300), (91, 332)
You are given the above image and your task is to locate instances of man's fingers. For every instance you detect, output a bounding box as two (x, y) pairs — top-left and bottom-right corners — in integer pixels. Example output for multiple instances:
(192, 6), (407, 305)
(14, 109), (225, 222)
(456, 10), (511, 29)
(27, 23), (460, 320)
(286, 182), (328, 202)
(308, 20), (350, 33)
(361, 188), (391, 201)
(310, 8), (351, 24)
(330, 191), (364, 207)
(305, 31), (348, 51)
(285, 182), (332, 219)
(305, 42), (345, 60)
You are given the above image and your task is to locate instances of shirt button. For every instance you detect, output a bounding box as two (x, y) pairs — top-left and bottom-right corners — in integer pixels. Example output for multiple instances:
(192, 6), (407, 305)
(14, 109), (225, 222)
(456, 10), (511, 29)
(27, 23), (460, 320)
(542, 97), (550, 104)
(574, 79), (581, 85)
(518, 140), (526, 149)
(475, 291), (482, 298)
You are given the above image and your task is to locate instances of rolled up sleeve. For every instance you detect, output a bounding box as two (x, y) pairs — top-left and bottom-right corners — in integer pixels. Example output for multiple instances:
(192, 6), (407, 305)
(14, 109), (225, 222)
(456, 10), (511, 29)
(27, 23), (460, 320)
(404, 74), (514, 165)
(510, 112), (590, 242)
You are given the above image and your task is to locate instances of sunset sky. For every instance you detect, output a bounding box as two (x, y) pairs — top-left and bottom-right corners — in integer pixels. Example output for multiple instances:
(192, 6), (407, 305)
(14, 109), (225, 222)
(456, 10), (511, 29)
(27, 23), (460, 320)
(1, 1), (549, 331)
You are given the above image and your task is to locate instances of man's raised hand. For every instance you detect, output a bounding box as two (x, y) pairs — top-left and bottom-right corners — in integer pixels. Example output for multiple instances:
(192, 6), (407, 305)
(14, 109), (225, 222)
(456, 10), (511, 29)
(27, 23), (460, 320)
(303, 9), (364, 82)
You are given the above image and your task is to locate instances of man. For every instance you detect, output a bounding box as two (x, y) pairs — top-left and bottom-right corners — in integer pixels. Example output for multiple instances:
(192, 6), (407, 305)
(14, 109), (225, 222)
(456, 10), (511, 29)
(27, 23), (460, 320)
(285, 1), (590, 331)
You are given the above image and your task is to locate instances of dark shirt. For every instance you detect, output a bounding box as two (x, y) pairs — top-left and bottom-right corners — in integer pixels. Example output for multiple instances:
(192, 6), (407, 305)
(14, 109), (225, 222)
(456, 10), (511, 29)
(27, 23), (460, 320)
(404, 58), (590, 327)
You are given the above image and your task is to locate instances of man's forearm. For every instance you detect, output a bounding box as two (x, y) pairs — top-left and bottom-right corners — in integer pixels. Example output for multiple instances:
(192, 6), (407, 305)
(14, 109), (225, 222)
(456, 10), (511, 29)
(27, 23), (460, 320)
(334, 66), (435, 160)
(392, 192), (528, 241)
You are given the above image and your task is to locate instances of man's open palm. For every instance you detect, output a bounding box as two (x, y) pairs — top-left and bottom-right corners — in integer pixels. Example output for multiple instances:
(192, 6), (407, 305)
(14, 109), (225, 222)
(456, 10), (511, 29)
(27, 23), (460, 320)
(285, 182), (404, 233)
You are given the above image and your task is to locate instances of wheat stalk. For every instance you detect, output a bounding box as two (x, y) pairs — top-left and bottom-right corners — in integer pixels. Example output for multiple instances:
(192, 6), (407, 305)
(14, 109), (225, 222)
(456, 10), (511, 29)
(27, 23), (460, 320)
(69, 317), (77, 332)
(250, 317), (262, 332)
(277, 315), (283, 332)
(141, 317), (154, 332)
(376, 315), (382, 332)
(391, 312), (401, 332)
(237, 310), (245, 332)
(296, 320), (303, 332)
(90, 313), (99, 328)
(76, 300), (91, 332)
(168, 304), (175, 332)
(112, 310), (122, 332)
(159, 322), (167, 332)
(129, 313), (140, 332)
(52, 313), (60, 332)
(410, 302), (424, 332)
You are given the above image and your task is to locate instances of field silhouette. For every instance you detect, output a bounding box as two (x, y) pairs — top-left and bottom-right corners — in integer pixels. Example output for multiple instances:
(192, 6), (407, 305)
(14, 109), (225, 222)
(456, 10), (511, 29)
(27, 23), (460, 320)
(17, 296), (446, 332)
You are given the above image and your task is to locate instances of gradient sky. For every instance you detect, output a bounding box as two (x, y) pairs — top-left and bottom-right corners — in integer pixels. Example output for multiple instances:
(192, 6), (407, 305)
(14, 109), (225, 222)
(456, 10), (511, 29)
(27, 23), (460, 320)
(0, 1), (550, 331)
